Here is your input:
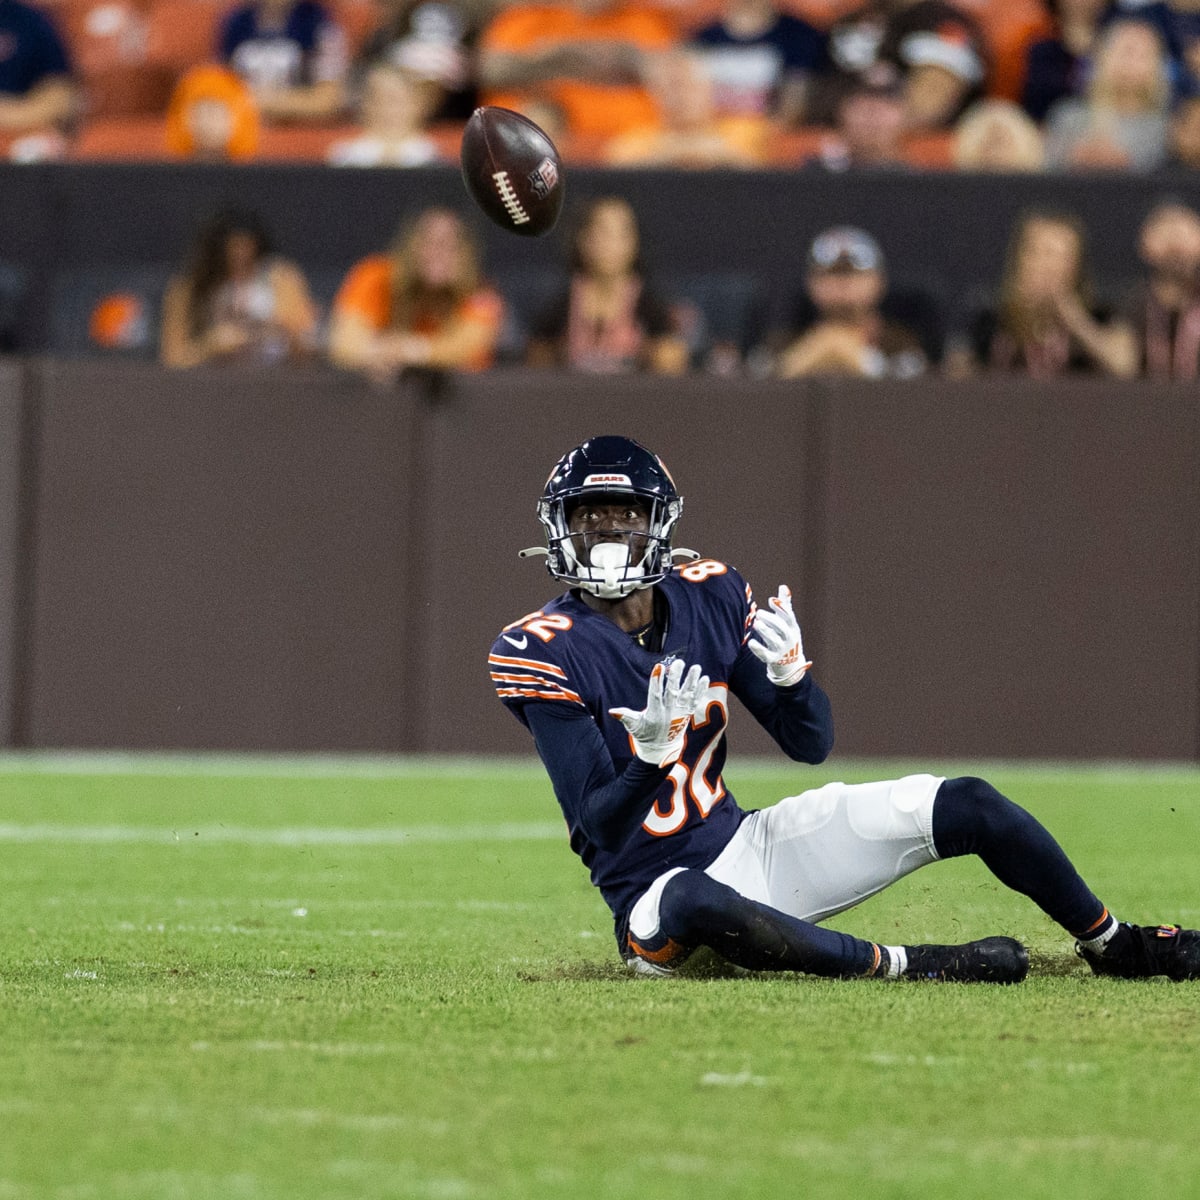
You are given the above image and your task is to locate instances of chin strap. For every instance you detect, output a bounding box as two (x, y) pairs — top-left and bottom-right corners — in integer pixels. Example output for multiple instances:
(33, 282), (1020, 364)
(670, 548), (700, 562)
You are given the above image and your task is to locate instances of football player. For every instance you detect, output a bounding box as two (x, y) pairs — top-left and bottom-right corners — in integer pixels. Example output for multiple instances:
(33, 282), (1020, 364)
(488, 435), (1200, 983)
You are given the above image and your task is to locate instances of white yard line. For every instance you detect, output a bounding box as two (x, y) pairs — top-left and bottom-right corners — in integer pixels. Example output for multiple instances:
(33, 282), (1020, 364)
(0, 751), (1195, 782)
(0, 822), (563, 845)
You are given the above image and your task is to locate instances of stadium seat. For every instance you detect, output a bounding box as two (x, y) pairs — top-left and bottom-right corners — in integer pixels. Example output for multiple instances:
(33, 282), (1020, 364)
(71, 115), (168, 158)
(490, 265), (564, 362)
(256, 124), (356, 161)
(144, 0), (224, 72)
(329, 0), (377, 53)
(661, 270), (770, 362)
(902, 131), (954, 169)
(967, 0), (1053, 102)
(47, 263), (174, 357)
(0, 261), (29, 352)
(83, 63), (176, 117)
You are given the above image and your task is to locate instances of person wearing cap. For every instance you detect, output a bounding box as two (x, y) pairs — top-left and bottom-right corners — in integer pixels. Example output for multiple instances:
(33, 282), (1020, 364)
(352, 0), (479, 122)
(814, 65), (910, 170)
(775, 227), (930, 380)
(808, 0), (989, 130)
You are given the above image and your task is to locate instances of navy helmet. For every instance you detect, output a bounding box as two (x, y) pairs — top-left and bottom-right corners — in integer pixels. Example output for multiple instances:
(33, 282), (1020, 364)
(523, 435), (685, 598)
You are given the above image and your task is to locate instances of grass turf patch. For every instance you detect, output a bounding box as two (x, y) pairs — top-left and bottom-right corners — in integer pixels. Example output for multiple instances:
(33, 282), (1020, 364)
(0, 758), (1197, 1199)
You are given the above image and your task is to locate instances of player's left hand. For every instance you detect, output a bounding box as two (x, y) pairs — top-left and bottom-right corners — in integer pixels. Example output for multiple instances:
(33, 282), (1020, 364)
(748, 584), (812, 688)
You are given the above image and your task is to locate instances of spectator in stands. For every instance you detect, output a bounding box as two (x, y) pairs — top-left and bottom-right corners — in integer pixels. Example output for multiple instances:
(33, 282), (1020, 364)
(160, 207), (318, 368)
(953, 98), (1045, 170)
(1020, 0), (1108, 123)
(1044, 19), (1172, 172)
(329, 207), (503, 380)
(1167, 89), (1200, 167)
(775, 226), (929, 379)
(688, 0), (829, 125)
(812, 67), (909, 170)
(220, 0), (349, 123)
(1107, 0), (1200, 98)
(164, 65), (260, 160)
(327, 60), (444, 165)
(952, 210), (1137, 376)
(605, 50), (766, 166)
(1124, 199), (1200, 379)
(0, 0), (78, 136)
(353, 0), (479, 121)
(477, 0), (678, 143)
(526, 195), (688, 374)
(808, 0), (990, 130)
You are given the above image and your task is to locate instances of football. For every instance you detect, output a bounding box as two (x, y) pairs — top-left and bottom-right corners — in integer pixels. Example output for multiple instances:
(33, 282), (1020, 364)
(460, 106), (565, 238)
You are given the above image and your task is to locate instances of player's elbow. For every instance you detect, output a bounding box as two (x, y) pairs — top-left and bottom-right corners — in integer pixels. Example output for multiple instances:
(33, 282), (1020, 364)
(785, 726), (834, 764)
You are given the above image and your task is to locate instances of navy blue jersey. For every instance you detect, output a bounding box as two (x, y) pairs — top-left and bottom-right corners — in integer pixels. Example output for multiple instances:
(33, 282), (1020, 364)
(691, 14), (828, 116)
(489, 561), (833, 949)
(0, 0), (71, 96)
(220, 0), (347, 90)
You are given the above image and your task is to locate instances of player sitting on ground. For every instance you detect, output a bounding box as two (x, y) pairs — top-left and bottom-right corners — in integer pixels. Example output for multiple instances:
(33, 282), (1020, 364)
(488, 435), (1200, 983)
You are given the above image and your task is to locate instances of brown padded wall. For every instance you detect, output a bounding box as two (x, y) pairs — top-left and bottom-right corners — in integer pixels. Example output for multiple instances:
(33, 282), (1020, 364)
(419, 372), (817, 756)
(819, 378), (1200, 759)
(0, 364), (23, 741)
(23, 362), (421, 750)
(11, 363), (1200, 758)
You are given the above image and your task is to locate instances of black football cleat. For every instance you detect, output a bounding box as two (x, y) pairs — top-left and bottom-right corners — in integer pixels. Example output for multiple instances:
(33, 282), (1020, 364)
(903, 936), (1029, 984)
(1076, 923), (1200, 981)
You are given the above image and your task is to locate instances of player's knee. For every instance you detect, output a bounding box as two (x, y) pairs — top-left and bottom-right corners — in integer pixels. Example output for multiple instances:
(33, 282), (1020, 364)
(659, 869), (744, 940)
(936, 776), (1022, 853)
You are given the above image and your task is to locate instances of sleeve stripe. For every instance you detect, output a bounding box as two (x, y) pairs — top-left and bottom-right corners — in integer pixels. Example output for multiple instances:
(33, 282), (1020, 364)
(495, 685), (585, 705)
(487, 653), (568, 680)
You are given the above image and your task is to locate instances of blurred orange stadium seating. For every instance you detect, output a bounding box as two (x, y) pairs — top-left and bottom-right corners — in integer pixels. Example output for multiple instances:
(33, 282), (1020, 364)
(144, 0), (223, 72)
(83, 63), (176, 116)
(766, 126), (953, 169)
(70, 116), (464, 162)
(71, 115), (168, 158)
(329, 0), (377, 53)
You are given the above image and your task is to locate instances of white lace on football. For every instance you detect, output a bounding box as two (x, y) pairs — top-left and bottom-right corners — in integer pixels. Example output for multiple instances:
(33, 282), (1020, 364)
(491, 171), (530, 226)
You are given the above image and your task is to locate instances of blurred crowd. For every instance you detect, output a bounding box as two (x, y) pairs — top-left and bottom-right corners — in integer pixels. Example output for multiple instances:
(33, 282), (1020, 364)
(4, 0), (1200, 379)
(3, 0), (1200, 170)
(152, 192), (1200, 381)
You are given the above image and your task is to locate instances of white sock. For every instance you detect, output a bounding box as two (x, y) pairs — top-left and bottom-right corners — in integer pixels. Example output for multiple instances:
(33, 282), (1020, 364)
(884, 945), (907, 979)
(1077, 913), (1120, 955)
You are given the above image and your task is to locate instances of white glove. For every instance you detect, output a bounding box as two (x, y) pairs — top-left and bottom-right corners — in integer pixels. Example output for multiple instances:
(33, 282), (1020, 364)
(748, 584), (811, 687)
(609, 659), (709, 768)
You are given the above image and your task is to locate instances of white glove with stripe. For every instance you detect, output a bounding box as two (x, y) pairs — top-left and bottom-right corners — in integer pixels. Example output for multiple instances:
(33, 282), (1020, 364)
(609, 659), (708, 768)
(748, 584), (811, 687)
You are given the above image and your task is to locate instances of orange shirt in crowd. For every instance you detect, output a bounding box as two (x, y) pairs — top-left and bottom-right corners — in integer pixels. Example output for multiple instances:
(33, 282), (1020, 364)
(480, 3), (677, 140)
(333, 255), (504, 371)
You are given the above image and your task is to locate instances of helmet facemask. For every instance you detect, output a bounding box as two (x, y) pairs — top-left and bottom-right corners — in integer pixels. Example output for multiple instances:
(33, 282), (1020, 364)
(537, 490), (682, 599)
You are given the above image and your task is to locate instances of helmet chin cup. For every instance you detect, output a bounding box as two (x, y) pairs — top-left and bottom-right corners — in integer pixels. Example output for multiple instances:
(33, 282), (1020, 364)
(560, 536), (649, 599)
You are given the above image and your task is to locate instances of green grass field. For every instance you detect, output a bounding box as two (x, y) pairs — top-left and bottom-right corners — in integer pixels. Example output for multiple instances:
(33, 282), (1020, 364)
(1, 755), (1198, 1200)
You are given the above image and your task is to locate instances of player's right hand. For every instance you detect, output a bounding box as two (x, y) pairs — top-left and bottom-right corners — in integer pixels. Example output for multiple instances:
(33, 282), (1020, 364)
(609, 659), (708, 768)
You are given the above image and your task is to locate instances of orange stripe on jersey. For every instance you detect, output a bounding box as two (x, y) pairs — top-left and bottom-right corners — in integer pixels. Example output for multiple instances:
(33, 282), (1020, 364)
(490, 671), (566, 685)
(495, 686), (585, 704)
(487, 653), (567, 679)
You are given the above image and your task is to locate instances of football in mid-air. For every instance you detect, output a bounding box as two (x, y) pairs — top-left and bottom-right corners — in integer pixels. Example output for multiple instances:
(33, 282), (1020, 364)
(460, 106), (565, 238)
